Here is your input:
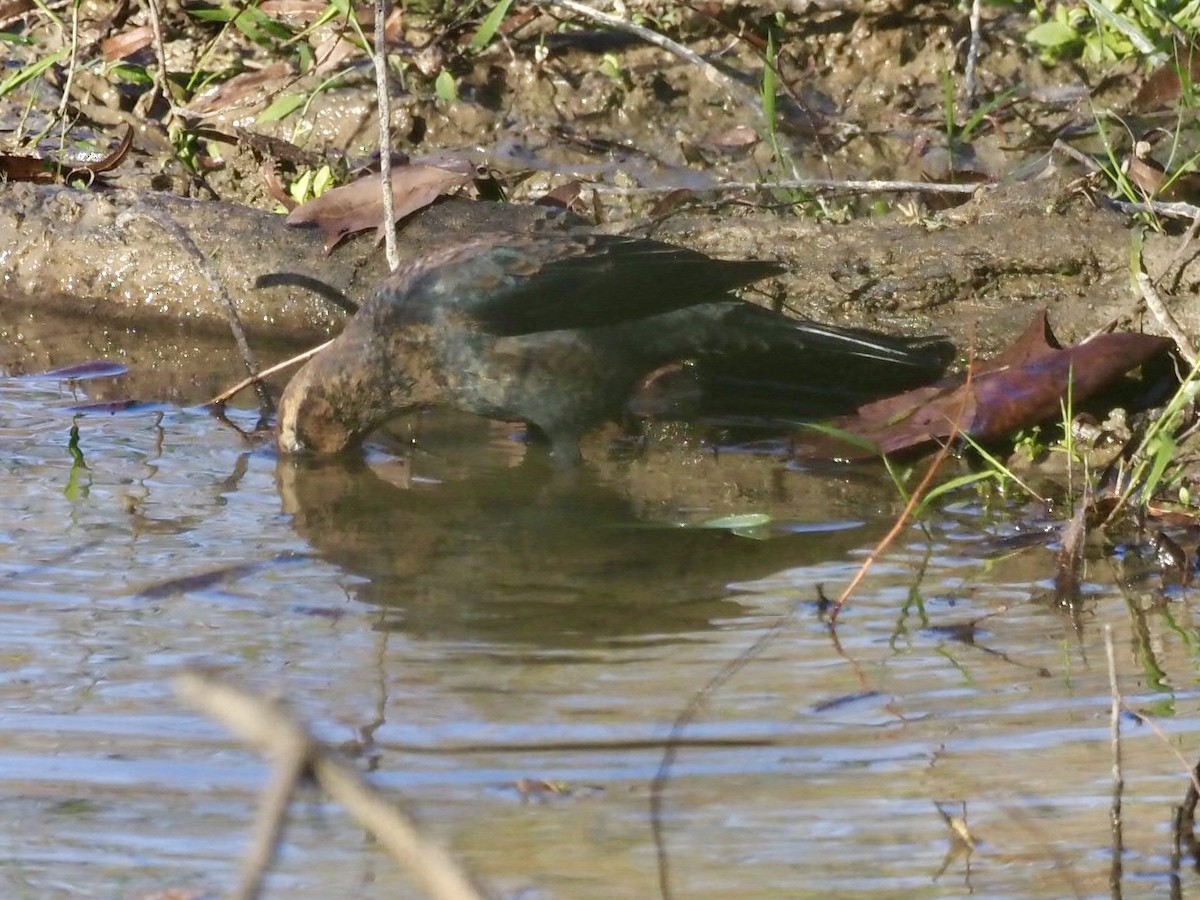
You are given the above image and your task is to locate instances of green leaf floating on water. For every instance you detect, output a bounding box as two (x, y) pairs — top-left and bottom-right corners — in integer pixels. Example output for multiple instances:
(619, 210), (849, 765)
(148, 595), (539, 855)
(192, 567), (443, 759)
(697, 513), (773, 540)
(695, 513), (773, 530)
(623, 512), (774, 540)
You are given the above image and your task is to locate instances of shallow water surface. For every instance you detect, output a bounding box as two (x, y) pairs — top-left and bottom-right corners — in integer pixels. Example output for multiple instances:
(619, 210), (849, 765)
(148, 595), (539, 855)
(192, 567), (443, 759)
(2, 373), (1199, 899)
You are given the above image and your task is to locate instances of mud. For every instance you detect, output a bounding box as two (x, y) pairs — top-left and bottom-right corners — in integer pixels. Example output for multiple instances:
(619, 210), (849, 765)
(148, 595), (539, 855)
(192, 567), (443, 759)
(0, 2), (1191, 396)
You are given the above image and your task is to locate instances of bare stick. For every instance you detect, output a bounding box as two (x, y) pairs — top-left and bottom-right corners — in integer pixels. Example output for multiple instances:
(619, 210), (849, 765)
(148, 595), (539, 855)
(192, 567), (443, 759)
(207, 340), (333, 408)
(1162, 212), (1200, 291)
(1051, 139), (1103, 175)
(592, 177), (985, 197)
(963, 0), (983, 107)
(117, 207), (274, 417)
(373, 0), (400, 272)
(1104, 625), (1124, 892)
(537, 0), (764, 119)
(176, 670), (485, 900)
(235, 737), (308, 900)
(142, 0), (179, 118)
(828, 347), (976, 624)
(1135, 269), (1197, 363)
(1107, 196), (1200, 221)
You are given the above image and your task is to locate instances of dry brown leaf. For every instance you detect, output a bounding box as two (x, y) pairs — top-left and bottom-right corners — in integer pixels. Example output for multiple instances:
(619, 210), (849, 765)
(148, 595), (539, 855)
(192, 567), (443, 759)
(311, 32), (360, 77)
(187, 61), (293, 115)
(101, 24), (152, 61)
(1134, 40), (1200, 111)
(535, 180), (583, 210)
(1126, 153), (1200, 204)
(285, 163), (471, 253)
(649, 188), (694, 218)
(813, 311), (1174, 457)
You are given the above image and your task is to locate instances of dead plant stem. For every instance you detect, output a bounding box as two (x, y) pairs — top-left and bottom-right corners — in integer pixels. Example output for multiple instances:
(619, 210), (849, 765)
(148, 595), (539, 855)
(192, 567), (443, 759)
(373, 0), (400, 272)
(593, 177), (983, 197)
(537, 0), (764, 119)
(207, 340), (333, 408)
(1135, 269), (1196, 363)
(963, 0), (983, 107)
(829, 357), (975, 623)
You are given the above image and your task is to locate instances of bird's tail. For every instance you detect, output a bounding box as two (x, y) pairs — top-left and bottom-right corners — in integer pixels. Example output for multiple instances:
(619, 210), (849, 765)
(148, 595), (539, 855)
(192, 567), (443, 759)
(687, 305), (956, 422)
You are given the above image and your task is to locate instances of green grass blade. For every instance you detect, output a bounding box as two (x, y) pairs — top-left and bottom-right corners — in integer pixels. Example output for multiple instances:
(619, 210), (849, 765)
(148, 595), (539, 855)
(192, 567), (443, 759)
(470, 0), (514, 50)
(0, 47), (67, 99)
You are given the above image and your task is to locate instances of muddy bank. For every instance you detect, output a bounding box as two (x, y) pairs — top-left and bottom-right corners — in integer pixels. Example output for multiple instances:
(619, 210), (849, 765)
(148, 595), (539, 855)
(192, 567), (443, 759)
(0, 176), (1191, 400)
(0, 183), (580, 396)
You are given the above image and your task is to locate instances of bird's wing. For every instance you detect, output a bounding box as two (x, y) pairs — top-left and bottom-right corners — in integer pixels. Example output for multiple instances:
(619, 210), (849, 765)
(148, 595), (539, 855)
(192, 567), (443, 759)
(657, 303), (956, 417)
(389, 233), (783, 336)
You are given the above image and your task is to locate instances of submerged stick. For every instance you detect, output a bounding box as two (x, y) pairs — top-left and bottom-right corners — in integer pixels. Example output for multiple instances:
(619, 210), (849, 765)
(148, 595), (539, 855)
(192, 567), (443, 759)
(650, 601), (803, 900)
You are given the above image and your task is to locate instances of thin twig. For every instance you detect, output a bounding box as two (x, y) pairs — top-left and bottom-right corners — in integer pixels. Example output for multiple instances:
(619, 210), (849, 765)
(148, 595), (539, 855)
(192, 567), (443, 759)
(176, 670), (485, 900)
(1104, 625), (1124, 893)
(592, 177), (986, 197)
(116, 207), (274, 417)
(1107, 196), (1200, 221)
(1120, 705), (1200, 796)
(828, 350), (976, 624)
(55, 0), (79, 125)
(1161, 212), (1200, 291)
(235, 735), (308, 900)
(1051, 139), (1103, 175)
(963, 0), (983, 107)
(537, 0), (764, 119)
(143, 0), (179, 118)
(207, 340), (333, 408)
(1135, 269), (1197, 363)
(373, 0), (399, 272)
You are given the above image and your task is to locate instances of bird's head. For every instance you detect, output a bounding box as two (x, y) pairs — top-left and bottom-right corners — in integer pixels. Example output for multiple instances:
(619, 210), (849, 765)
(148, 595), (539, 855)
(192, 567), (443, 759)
(277, 316), (434, 455)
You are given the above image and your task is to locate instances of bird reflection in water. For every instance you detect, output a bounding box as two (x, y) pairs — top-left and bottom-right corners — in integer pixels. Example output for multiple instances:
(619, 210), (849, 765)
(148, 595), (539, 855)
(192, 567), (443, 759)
(275, 415), (898, 651)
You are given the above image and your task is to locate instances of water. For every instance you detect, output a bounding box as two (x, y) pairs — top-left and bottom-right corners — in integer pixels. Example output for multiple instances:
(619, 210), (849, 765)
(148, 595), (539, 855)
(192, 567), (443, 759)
(1, 371), (1199, 899)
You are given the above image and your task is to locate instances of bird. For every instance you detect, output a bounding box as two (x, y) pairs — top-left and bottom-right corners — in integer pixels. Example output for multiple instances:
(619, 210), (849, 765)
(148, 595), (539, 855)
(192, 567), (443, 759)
(274, 231), (955, 462)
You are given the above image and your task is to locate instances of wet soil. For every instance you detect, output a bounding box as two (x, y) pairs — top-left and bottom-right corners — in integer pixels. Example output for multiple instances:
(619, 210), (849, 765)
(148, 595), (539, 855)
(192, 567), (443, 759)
(1, 0), (1191, 384)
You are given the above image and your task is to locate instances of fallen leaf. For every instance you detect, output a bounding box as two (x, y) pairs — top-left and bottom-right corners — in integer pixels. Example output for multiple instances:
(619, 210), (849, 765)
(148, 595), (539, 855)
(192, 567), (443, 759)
(1134, 40), (1200, 111)
(101, 24), (152, 61)
(701, 124), (759, 151)
(535, 180), (582, 210)
(187, 61), (293, 115)
(285, 163), (471, 253)
(812, 312), (1174, 457)
(1126, 153), (1200, 204)
(649, 188), (694, 218)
